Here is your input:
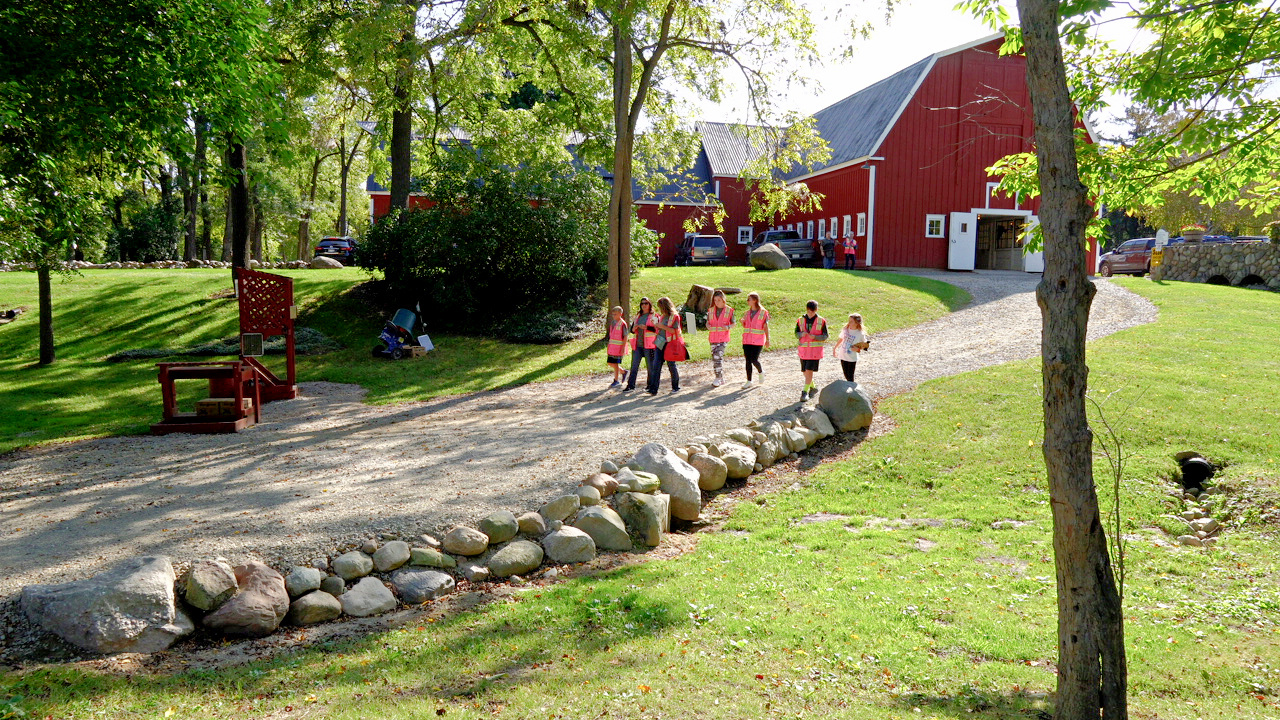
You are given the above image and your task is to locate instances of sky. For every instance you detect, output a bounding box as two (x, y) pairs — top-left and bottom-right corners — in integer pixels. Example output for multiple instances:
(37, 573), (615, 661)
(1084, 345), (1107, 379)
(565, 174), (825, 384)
(702, 0), (1005, 124)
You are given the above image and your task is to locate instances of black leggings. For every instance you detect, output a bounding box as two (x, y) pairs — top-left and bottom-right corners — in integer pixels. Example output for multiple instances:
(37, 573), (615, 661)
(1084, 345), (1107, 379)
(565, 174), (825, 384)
(841, 359), (857, 381)
(744, 344), (763, 379)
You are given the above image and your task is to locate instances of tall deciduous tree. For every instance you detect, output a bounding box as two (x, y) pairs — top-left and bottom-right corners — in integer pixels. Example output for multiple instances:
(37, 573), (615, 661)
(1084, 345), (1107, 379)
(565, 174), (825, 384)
(1017, 2), (1129, 716)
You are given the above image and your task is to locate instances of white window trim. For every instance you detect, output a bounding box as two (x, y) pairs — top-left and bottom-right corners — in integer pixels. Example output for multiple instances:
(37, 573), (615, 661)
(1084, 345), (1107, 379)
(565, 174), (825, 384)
(806, 220), (814, 238)
(829, 217), (837, 238)
(925, 214), (946, 238)
(736, 226), (753, 245)
(714, 180), (721, 197)
(817, 218), (826, 239)
(856, 213), (866, 237)
(843, 214), (852, 235)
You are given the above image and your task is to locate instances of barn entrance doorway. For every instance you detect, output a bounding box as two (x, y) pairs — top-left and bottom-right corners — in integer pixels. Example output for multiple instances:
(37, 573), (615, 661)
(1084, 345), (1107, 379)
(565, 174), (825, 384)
(948, 210), (1043, 272)
(975, 215), (1026, 270)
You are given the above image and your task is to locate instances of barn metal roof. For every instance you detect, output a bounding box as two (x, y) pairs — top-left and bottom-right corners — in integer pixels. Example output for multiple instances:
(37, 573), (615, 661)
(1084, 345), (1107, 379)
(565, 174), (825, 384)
(698, 121), (772, 177)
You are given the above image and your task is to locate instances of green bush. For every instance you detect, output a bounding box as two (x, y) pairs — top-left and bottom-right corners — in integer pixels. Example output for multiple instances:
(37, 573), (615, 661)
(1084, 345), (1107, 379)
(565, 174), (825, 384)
(106, 197), (181, 262)
(358, 155), (626, 336)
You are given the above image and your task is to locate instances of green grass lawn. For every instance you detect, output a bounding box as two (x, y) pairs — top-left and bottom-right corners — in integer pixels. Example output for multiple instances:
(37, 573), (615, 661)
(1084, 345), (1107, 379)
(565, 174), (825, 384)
(2, 279), (1277, 719)
(0, 266), (965, 454)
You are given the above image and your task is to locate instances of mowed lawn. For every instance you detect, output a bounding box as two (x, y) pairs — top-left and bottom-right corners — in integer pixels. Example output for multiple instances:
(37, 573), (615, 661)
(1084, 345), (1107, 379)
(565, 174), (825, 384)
(0, 266), (965, 454)
(2, 279), (1277, 719)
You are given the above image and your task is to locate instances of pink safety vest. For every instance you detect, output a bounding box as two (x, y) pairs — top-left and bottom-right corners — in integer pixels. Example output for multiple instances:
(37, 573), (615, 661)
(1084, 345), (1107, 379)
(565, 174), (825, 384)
(607, 319), (627, 356)
(796, 315), (826, 360)
(707, 306), (734, 345)
(742, 309), (769, 346)
(631, 312), (657, 350)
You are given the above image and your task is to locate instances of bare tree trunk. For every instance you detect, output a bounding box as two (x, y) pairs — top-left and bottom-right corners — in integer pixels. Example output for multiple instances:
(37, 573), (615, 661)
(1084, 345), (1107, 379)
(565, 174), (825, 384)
(337, 132), (362, 237)
(1017, 1), (1128, 718)
(37, 265), (54, 366)
(390, 82), (412, 213)
(607, 23), (634, 312)
(227, 139), (250, 270)
(220, 195), (232, 263)
(250, 184), (264, 263)
(179, 163), (196, 262)
(192, 114), (208, 261)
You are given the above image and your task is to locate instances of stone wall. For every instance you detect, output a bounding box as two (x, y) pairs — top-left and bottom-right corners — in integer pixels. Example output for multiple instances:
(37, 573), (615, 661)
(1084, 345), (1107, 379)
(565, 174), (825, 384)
(1152, 242), (1280, 288)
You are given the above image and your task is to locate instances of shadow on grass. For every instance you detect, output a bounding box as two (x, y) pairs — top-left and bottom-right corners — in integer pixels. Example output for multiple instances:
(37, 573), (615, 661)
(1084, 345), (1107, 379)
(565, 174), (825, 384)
(893, 687), (1054, 719)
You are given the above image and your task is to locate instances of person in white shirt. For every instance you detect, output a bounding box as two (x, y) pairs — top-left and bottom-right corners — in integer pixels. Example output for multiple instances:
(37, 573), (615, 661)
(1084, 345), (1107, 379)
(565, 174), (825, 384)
(833, 312), (870, 381)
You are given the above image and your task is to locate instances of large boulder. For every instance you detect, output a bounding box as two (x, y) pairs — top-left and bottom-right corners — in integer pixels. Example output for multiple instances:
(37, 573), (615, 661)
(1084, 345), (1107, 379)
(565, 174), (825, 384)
(373, 541), (412, 572)
(20, 556), (193, 654)
(573, 507), (633, 552)
(409, 547), (457, 569)
(442, 526), (490, 556)
(713, 441), (757, 479)
(390, 568), (456, 603)
(688, 453), (729, 491)
(284, 566), (325, 599)
(539, 495), (581, 523)
(332, 551), (374, 580)
(310, 255), (343, 269)
(755, 440), (784, 468)
(285, 591), (342, 626)
(340, 578), (397, 617)
(516, 512), (548, 536)
(749, 243), (792, 271)
(202, 562), (290, 638)
(631, 443), (702, 521)
(797, 409), (836, 439)
(615, 468), (661, 494)
(183, 559), (238, 610)
(488, 540), (545, 578)
(542, 527), (597, 564)
(616, 492), (670, 547)
(817, 380), (874, 432)
(785, 428), (808, 453)
(478, 511), (520, 544)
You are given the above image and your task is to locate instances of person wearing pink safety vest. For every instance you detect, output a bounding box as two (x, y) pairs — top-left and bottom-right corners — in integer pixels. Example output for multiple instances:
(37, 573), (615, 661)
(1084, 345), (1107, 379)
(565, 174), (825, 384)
(706, 289), (735, 387)
(623, 297), (658, 392)
(843, 230), (858, 270)
(740, 291), (771, 389)
(795, 300), (829, 402)
(647, 296), (684, 394)
(605, 306), (629, 389)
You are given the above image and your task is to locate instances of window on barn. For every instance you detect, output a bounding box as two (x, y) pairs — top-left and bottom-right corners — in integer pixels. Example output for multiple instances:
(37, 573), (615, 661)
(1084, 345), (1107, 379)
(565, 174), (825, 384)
(817, 218), (826, 239)
(737, 226), (753, 245)
(856, 213), (866, 236)
(806, 220), (814, 238)
(843, 215), (852, 235)
(829, 217), (837, 237)
(925, 214), (946, 238)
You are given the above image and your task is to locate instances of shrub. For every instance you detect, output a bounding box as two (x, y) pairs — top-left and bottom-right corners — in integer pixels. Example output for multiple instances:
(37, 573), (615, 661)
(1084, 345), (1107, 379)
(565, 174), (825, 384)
(359, 155), (632, 335)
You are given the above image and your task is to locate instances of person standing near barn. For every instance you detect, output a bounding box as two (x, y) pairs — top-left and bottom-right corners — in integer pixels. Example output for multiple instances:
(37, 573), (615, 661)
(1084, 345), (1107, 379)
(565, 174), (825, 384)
(740, 292), (771, 389)
(821, 229), (837, 269)
(795, 300), (828, 401)
(605, 306), (629, 389)
(623, 297), (657, 392)
(843, 228), (858, 269)
(706, 289), (735, 387)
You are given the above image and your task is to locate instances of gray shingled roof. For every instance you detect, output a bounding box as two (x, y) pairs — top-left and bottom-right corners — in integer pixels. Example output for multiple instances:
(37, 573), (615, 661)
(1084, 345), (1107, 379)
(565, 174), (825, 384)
(796, 56), (932, 177)
(698, 121), (771, 177)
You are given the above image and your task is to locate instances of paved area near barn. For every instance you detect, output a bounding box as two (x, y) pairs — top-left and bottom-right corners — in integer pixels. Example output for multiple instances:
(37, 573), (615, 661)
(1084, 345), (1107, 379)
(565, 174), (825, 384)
(0, 271), (1156, 599)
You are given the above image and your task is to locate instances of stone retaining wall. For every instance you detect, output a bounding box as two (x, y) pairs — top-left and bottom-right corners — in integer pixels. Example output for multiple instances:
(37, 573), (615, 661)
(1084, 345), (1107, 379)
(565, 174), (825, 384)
(1152, 242), (1280, 288)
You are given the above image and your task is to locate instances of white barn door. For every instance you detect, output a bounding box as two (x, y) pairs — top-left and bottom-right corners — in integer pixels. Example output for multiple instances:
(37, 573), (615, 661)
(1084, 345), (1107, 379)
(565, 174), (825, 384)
(948, 212), (976, 270)
(1022, 215), (1044, 272)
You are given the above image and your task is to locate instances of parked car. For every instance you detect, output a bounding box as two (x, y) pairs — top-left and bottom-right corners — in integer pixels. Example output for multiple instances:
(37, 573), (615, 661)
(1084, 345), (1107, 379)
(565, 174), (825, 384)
(1098, 237), (1170, 276)
(675, 234), (727, 265)
(752, 229), (816, 263)
(1232, 235), (1270, 243)
(314, 236), (358, 264)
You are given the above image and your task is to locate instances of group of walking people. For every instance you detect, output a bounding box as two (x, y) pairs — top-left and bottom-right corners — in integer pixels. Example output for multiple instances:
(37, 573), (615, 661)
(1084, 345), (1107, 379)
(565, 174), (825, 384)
(605, 292), (870, 401)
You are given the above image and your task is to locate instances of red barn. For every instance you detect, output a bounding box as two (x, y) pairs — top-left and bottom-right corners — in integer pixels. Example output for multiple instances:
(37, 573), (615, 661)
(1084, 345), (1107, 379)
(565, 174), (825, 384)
(637, 34), (1099, 271)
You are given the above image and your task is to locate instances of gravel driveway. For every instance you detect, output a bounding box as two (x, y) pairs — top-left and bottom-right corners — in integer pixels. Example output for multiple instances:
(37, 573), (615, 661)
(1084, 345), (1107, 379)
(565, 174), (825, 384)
(0, 271), (1156, 598)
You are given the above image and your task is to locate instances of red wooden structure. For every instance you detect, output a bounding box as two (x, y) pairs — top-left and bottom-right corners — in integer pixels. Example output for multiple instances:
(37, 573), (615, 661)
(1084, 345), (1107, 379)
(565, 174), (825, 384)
(150, 268), (298, 434)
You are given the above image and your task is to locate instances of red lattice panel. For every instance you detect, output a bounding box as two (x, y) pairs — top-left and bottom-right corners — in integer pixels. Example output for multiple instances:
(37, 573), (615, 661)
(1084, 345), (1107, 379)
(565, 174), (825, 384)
(236, 268), (293, 335)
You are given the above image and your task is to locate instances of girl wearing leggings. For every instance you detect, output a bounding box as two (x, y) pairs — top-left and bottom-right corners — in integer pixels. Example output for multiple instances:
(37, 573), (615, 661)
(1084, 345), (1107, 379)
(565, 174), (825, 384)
(740, 291), (770, 389)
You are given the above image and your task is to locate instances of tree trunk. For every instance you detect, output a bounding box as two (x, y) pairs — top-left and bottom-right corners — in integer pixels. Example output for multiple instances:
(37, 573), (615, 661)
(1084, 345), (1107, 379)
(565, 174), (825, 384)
(390, 82), (413, 213)
(250, 183), (264, 263)
(607, 23), (634, 312)
(179, 163), (196, 262)
(221, 194), (232, 263)
(298, 151), (325, 260)
(192, 114), (208, 261)
(37, 264), (54, 366)
(1017, 2), (1128, 718)
(227, 138), (250, 270)
(337, 132), (361, 236)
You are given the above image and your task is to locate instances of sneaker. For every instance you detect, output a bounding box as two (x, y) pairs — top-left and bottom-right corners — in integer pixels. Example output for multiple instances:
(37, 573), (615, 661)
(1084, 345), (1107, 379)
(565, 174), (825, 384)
(647, 390), (658, 396)
(609, 380), (620, 389)
(757, 369), (765, 384)
(671, 387), (680, 393)
(742, 381), (753, 390)
(622, 385), (635, 392)
(800, 390), (809, 402)
(713, 377), (723, 387)
(809, 387), (819, 399)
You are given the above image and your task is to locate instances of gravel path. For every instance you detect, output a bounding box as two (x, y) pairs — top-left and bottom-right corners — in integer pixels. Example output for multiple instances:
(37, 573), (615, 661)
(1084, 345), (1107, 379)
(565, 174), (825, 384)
(0, 271), (1156, 598)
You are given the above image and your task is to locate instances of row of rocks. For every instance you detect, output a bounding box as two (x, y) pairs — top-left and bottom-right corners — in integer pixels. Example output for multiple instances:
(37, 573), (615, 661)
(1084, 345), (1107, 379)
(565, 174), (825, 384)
(19, 380), (874, 655)
(1152, 242), (1280, 288)
(1, 257), (343, 272)
(1174, 483), (1224, 549)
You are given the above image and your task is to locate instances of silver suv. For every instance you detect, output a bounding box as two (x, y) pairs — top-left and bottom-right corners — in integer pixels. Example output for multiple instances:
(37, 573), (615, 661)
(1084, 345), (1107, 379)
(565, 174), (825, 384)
(676, 234), (727, 265)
